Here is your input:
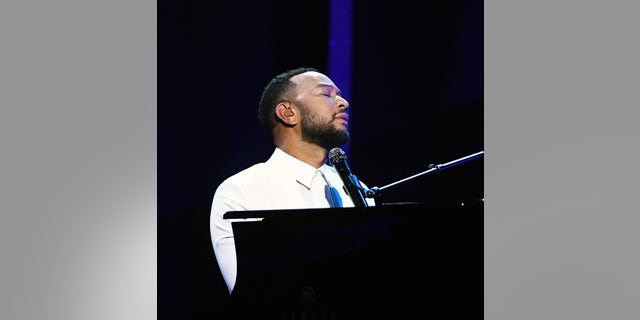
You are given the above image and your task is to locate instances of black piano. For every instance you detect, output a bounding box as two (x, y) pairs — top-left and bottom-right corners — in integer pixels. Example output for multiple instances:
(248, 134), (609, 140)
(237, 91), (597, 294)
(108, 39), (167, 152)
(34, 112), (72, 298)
(223, 201), (483, 319)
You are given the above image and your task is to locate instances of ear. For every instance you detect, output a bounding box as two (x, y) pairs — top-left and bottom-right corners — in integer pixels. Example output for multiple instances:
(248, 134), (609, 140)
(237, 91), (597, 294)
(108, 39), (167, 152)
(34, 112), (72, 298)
(275, 102), (297, 125)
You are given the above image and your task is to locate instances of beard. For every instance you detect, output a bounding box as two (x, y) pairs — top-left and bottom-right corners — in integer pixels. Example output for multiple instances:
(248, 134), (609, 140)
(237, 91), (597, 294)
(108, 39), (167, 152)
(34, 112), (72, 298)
(299, 107), (349, 150)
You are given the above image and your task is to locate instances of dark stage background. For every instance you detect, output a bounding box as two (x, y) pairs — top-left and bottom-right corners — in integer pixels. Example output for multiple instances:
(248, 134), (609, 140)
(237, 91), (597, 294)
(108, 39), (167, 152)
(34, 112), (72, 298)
(159, 0), (483, 318)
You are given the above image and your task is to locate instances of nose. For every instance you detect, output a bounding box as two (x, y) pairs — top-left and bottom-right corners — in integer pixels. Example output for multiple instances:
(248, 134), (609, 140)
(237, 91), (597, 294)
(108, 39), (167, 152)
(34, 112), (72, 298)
(336, 96), (349, 110)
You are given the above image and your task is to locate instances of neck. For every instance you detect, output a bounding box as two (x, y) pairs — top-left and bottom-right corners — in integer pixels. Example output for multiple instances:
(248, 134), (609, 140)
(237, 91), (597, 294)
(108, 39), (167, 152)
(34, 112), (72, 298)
(276, 140), (328, 169)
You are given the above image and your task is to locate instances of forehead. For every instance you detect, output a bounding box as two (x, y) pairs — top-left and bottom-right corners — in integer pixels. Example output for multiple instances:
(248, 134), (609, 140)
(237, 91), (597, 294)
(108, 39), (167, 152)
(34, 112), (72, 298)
(290, 71), (336, 92)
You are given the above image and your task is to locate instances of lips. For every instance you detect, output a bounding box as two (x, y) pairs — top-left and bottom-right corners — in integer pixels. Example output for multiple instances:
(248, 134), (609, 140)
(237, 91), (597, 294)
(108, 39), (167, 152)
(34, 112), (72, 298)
(334, 113), (349, 123)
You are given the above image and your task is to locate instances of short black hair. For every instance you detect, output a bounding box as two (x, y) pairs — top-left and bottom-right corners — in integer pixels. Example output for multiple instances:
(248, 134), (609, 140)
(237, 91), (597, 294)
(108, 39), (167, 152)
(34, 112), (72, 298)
(258, 67), (318, 135)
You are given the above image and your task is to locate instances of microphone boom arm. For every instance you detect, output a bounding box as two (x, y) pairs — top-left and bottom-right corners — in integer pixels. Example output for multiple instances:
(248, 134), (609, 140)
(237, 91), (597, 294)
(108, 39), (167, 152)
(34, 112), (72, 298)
(364, 151), (484, 198)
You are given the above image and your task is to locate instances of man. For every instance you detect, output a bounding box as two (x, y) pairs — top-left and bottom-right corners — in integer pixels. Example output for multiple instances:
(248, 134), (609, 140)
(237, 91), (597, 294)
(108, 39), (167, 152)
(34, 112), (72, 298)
(210, 67), (375, 293)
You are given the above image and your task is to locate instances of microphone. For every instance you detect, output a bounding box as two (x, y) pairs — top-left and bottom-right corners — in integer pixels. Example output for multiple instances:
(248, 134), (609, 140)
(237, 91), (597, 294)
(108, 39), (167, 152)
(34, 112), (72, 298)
(328, 147), (369, 208)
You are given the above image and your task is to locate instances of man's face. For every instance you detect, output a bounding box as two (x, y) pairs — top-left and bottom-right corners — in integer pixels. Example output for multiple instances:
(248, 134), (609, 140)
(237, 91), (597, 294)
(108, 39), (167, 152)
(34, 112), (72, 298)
(290, 72), (350, 150)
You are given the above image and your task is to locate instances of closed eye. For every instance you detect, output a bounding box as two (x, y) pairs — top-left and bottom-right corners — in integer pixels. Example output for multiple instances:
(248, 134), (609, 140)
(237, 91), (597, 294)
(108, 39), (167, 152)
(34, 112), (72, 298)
(316, 84), (341, 97)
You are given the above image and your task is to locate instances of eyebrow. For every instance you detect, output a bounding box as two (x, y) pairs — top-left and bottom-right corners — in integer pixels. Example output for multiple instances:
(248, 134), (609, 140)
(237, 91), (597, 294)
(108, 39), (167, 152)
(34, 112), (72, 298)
(316, 84), (342, 96)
